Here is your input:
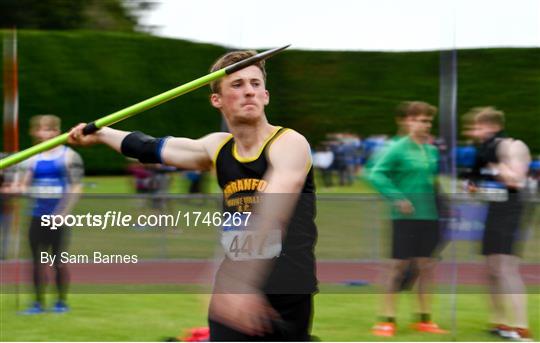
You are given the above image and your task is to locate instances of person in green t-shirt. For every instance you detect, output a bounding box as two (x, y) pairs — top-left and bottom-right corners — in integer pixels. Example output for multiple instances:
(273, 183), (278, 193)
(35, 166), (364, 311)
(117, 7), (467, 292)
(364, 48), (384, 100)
(363, 103), (421, 292)
(362, 101), (410, 176)
(368, 101), (446, 337)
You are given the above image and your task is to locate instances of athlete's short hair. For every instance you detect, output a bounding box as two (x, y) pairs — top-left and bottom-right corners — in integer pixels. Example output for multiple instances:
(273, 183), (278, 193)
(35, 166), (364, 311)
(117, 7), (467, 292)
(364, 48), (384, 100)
(30, 114), (61, 131)
(209, 50), (267, 94)
(465, 106), (505, 127)
(396, 101), (437, 118)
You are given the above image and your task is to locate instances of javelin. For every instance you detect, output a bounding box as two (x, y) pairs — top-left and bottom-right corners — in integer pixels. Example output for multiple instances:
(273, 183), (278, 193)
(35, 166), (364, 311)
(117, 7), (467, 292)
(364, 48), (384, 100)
(0, 45), (290, 169)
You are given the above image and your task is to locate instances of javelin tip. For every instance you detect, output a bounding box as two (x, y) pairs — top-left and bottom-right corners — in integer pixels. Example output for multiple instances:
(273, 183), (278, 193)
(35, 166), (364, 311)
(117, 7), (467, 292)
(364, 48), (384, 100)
(225, 44), (291, 75)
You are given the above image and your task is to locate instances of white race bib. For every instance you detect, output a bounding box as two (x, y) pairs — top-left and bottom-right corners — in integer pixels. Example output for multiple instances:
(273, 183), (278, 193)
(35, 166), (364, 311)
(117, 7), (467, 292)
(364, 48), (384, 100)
(29, 185), (64, 199)
(221, 228), (282, 261)
(477, 181), (509, 202)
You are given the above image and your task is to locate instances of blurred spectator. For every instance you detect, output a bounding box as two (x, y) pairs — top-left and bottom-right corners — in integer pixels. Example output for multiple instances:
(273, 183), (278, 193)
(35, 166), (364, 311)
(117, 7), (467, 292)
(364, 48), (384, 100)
(526, 159), (540, 194)
(462, 107), (533, 341)
(150, 164), (174, 207)
(19, 115), (84, 314)
(318, 133), (362, 186)
(0, 155), (8, 260)
(127, 161), (174, 211)
(341, 133), (362, 184)
(331, 137), (348, 185)
(312, 143), (334, 187)
(0, 154), (22, 260)
(363, 104), (420, 292)
(456, 145), (477, 176)
(361, 135), (389, 166)
(368, 101), (446, 337)
(127, 160), (154, 194)
(185, 171), (204, 194)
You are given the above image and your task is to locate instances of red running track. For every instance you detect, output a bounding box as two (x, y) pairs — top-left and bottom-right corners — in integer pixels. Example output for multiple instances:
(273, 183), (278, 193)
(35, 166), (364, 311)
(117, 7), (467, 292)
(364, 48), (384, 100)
(1, 260), (539, 285)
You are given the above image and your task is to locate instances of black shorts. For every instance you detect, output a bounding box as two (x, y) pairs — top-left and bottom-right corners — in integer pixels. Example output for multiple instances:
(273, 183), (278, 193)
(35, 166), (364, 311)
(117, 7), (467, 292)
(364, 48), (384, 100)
(482, 195), (524, 255)
(209, 294), (313, 341)
(392, 220), (440, 259)
(29, 216), (69, 264)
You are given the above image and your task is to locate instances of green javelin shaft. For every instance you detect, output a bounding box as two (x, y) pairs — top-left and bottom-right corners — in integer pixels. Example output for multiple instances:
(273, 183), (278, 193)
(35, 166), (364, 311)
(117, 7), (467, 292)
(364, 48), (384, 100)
(0, 70), (224, 170)
(0, 45), (290, 170)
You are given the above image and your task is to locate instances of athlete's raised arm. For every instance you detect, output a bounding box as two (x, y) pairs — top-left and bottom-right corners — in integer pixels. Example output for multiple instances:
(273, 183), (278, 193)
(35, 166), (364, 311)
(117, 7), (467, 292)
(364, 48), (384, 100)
(68, 124), (230, 170)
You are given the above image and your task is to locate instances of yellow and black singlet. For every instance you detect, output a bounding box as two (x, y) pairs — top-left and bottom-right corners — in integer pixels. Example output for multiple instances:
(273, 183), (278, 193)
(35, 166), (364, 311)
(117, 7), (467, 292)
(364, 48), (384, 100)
(214, 127), (317, 294)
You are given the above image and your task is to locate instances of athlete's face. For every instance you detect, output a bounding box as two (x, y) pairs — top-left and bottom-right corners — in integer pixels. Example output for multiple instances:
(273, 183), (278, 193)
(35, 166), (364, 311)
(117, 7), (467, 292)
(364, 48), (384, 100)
(467, 122), (501, 142)
(395, 116), (410, 135)
(462, 123), (476, 141)
(210, 66), (269, 124)
(407, 114), (433, 138)
(31, 124), (60, 143)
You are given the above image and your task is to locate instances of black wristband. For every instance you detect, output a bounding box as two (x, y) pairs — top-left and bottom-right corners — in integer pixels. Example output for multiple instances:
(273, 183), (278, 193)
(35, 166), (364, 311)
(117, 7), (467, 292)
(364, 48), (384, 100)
(82, 122), (100, 135)
(120, 131), (165, 164)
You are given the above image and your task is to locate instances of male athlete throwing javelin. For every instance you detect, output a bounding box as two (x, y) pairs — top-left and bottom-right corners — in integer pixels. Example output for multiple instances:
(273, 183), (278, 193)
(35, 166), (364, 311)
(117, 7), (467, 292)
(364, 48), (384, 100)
(68, 50), (317, 341)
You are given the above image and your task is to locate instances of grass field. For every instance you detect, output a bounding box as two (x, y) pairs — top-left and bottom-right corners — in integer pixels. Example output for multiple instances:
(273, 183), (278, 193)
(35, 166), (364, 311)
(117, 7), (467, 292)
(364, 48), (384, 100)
(1, 291), (539, 341)
(1, 175), (539, 341)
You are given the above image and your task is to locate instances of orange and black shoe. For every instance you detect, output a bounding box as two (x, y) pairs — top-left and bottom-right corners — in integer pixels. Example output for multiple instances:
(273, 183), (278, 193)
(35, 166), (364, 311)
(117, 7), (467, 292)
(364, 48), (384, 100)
(411, 321), (448, 334)
(372, 322), (396, 337)
(489, 324), (515, 339)
(513, 327), (533, 342)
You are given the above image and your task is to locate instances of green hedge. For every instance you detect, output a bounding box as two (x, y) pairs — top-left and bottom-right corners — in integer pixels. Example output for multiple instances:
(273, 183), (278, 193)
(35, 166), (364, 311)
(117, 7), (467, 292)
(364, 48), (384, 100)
(1, 30), (538, 173)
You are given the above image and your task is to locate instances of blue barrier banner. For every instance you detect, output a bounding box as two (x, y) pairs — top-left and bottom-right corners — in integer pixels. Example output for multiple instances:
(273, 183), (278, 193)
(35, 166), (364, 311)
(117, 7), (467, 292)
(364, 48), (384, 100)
(446, 202), (488, 240)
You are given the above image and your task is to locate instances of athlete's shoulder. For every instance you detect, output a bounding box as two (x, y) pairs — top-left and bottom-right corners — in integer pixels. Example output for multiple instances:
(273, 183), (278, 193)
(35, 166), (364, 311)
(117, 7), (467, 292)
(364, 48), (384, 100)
(273, 128), (309, 147)
(497, 138), (531, 159)
(267, 128), (311, 168)
(268, 128), (310, 156)
(64, 145), (84, 163)
(266, 128), (312, 181)
(426, 143), (439, 153)
(202, 132), (233, 164)
(383, 135), (409, 154)
(64, 146), (82, 157)
(508, 138), (529, 150)
(392, 135), (410, 146)
(201, 132), (233, 146)
(20, 155), (38, 171)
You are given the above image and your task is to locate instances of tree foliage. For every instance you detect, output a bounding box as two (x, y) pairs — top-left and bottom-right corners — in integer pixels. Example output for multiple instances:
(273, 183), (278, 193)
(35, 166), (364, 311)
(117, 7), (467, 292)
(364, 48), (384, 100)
(0, 0), (156, 31)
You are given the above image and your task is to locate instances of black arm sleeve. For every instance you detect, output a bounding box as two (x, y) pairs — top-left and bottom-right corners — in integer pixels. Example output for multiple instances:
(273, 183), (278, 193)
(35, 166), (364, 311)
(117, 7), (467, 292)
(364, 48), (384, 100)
(120, 131), (168, 164)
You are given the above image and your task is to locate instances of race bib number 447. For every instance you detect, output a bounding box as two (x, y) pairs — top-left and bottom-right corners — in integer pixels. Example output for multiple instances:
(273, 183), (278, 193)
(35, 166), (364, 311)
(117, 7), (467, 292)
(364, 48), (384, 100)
(221, 229), (282, 261)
